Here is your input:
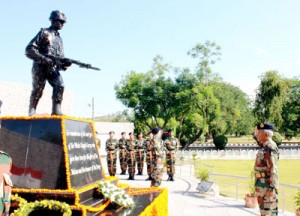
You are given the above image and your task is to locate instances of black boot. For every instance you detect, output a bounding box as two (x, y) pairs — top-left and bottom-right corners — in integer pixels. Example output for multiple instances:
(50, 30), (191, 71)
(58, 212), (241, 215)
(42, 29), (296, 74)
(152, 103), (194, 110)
(170, 175), (174, 181)
(167, 175), (171, 181)
(146, 174), (152, 181)
(137, 170), (142, 175)
(28, 96), (39, 116)
(120, 171), (126, 175)
(127, 174), (131, 180)
(51, 100), (63, 116)
(131, 174), (135, 180)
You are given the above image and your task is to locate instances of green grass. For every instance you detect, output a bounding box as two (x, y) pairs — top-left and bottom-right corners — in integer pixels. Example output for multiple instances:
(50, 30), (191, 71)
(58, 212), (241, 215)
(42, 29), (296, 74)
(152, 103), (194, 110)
(194, 159), (300, 212)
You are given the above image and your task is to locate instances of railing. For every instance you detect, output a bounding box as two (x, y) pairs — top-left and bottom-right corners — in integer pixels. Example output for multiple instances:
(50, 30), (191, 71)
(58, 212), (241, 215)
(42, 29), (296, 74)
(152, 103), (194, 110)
(190, 162), (300, 212)
(176, 149), (300, 159)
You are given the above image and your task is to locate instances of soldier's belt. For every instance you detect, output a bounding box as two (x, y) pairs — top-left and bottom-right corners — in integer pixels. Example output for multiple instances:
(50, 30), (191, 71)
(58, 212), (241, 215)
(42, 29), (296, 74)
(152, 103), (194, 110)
(255, 171), (268, 178)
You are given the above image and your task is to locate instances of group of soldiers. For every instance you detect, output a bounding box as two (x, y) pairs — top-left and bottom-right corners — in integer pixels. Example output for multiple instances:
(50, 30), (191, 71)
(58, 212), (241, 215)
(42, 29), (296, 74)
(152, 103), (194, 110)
(105, 128), (181, 187)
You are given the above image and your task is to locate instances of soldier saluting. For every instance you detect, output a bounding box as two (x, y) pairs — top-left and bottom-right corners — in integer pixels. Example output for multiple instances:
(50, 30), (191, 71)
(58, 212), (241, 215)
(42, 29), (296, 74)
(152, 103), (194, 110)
(254, 123), (279, 216)
(25, 10), (72, 116)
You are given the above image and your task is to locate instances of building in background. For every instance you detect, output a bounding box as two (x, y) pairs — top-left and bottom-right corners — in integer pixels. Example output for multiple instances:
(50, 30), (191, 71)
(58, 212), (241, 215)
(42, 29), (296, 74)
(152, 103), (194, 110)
(94, 122), (134, 156)
(0, 81), (73, 116)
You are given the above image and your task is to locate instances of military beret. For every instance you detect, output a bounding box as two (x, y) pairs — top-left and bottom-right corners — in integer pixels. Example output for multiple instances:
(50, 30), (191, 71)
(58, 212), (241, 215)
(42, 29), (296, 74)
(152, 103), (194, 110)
(168, 129), (173, 133)
(256, 122), (275, 131)
(109, 131), (115, 134)
(128, 132), (133, 135)
(137, 131), (143, 135)
(151, 128), (160, 134)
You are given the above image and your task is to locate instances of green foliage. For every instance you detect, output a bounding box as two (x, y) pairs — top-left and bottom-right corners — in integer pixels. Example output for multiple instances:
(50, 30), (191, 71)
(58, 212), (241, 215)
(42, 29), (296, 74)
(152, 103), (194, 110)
(281, 77), (300, 138)
(197, 168), (210, 181)
(295, 190), (300, 207)
(213, 135), (228, 150)
(272, 132), (283, 146)
(254, 70), (288, 128)
(115, 41), (254, 147)
(248, 170), (256, 195)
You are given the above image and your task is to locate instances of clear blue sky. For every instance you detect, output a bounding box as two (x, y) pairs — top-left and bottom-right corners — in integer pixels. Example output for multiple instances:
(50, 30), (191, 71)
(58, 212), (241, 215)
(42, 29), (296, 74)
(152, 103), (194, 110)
(1, 0), (300, 117)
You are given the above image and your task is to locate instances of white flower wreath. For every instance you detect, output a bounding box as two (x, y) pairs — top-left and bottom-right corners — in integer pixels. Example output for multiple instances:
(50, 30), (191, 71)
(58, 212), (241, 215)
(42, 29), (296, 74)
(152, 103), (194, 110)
(98, 181), (134, 208)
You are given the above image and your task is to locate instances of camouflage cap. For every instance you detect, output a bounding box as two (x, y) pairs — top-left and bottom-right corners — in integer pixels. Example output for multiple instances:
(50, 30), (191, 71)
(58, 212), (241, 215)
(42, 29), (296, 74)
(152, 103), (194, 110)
(256, 122), (275, 131)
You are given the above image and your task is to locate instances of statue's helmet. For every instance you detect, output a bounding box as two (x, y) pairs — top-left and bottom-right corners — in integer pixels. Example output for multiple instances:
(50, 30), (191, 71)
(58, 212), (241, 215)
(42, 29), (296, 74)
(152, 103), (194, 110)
(49, 10), (66, 23)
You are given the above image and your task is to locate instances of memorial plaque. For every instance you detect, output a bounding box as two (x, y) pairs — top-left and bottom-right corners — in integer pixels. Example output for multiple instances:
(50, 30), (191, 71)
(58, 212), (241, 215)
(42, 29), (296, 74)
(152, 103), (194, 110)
(65, 119), (103, 188)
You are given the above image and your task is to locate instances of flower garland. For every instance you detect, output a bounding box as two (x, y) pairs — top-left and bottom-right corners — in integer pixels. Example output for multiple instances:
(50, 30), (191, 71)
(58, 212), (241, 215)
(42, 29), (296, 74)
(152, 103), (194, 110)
(11, 194), (72, 216)
(139, 188), (168, 216)
(98, 181), (134, 208)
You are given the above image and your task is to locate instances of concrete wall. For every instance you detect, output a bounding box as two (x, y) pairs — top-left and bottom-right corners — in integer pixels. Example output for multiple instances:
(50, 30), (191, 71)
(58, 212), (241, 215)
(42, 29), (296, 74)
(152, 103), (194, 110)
(0, 81), (72, 116)
(94, 122), (134, 156)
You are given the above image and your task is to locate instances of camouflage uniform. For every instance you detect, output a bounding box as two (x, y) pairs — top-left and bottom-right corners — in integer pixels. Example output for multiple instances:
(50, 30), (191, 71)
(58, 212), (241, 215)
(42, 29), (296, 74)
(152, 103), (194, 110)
(164, 136), (180, 181)
(105, 138), (118, 176)
(135, 138), (145, 175)
(254, 139), (279, 216)
(145, 137), (154, 180)
(151, 135), (165, 187)
(0, 151), (13, 216)
(118, 138), (127, 175)
(126, 139), (136, 180)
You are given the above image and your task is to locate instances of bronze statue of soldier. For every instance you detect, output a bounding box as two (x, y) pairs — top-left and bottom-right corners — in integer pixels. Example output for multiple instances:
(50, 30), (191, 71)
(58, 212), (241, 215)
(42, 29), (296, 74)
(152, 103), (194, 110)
(25, 10), (72, 116)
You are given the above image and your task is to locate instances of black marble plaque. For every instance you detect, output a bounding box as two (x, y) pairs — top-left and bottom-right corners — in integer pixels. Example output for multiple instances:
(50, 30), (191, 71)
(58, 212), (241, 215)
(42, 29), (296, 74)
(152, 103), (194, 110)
(65, 119), (103, 188)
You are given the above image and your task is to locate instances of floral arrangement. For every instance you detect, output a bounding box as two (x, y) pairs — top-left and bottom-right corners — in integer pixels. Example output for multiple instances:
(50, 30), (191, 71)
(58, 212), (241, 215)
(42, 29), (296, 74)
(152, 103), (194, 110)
(10, 194), (72, 216)
(98, 181), (134, 208)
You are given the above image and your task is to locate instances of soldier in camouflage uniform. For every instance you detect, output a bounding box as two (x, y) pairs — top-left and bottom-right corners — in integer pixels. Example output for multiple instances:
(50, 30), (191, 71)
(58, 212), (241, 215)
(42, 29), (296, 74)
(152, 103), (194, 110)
(135, 132), (145, 175)
(118, 132), (127, 175)
(254, 123), (279, 216)
(150, 128), (165, 187)
(126, 132), (136, 180)
(0, 101), (13, 216)
(145, 132), (154, 181)
(164, 129), (181, 181)
(105, 131), (118, 176)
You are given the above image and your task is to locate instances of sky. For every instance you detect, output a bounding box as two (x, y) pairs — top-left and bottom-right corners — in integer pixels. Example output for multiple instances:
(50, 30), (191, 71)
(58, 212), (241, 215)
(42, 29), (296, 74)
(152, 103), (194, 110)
(1, 0), (300, 118)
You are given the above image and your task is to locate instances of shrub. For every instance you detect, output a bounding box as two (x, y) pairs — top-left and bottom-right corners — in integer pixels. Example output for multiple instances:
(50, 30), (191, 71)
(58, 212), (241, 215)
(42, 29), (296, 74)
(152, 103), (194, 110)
(213, 135), (228, 150)
(272, 132), (283, 146)
(197, 168), (210, 181)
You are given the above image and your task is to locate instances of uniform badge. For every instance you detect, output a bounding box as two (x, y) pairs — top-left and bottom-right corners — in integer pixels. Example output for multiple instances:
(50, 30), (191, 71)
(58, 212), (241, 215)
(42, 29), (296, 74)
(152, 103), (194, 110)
(260, 123), (264, 128)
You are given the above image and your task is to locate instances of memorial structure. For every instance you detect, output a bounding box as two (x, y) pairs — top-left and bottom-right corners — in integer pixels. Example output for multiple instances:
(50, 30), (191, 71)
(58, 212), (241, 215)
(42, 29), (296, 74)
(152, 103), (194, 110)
(0, 116), (167, 215)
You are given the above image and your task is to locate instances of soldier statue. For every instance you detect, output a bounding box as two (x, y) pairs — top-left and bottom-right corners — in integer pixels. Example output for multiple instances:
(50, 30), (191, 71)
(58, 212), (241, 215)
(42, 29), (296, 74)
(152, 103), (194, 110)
(126, 132), (136, 180)
(25, 10), (72, 116)
(118, 132), (127, 175)
(254, 123), (279, 216)
(150, 128), (165, 187)
(0, 101), (13, 216)
(145, 131), (154, 181)
(164, 129), (181, 181)
(135, 132), (145, 175)
(105, 131), (118, 176)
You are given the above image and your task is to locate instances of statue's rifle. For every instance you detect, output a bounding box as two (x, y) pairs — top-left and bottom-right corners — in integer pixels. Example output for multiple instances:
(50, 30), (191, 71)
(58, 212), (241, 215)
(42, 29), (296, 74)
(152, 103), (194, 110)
(46, 54), (101, 71)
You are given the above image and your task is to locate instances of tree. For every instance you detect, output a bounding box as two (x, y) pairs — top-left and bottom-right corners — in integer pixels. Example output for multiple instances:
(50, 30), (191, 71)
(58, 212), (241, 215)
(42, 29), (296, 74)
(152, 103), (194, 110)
(212, 82), (255, 136)
(281, 77), (300, 138)
(253, 70), (288, 128)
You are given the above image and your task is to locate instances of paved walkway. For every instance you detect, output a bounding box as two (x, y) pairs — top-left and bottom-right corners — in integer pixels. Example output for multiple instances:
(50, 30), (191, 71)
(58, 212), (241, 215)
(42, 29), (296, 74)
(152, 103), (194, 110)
(102, 158), (294, 216)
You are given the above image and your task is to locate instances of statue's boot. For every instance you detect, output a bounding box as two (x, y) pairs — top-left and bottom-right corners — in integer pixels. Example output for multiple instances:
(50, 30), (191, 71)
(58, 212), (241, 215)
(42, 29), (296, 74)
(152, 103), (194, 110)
(28, 97), (39, 116)
(51, 101), (63, 116)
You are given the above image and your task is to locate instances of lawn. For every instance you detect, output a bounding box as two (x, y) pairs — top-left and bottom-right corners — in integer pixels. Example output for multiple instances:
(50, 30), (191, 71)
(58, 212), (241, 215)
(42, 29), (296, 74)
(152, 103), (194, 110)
(195, 159), (300, 186)
(194, 159), (300, 212)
